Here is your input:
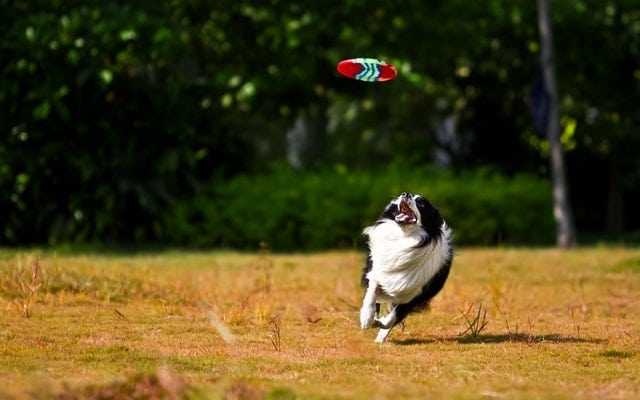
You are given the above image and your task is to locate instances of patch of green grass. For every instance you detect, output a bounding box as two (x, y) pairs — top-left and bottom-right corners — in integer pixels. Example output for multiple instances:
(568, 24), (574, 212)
(599, 350), (634, 359)
(611, 257), (640, 273)
(0, 248), (639, 399)
(266, 387), (298, 400)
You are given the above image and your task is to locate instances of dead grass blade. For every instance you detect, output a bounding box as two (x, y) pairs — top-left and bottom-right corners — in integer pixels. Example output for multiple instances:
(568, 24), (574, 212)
(207, 310), (236, 344)
(2, 257), (45, 318)
(459, 303), (489, 338)
(113, 309), (129, 321)
(268, 315), (282, 352)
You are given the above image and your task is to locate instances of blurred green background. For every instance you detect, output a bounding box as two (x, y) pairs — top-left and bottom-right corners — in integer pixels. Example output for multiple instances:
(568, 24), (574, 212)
(1, 0), (639, 250)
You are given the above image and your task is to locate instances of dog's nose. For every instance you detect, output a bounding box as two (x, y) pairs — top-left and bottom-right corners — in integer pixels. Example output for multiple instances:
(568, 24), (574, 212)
(401, 192), (410, 198)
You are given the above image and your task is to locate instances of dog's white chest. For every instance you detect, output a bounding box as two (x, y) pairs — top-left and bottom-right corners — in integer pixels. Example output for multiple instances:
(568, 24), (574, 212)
(364, 221), (451, 304)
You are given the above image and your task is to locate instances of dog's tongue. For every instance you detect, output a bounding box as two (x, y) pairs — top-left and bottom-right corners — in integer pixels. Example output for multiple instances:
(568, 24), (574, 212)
(395, 199), (417, 224)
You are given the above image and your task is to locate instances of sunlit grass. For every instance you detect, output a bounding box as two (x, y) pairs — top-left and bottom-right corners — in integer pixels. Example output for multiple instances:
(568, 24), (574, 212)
(1, 248), (639, 399)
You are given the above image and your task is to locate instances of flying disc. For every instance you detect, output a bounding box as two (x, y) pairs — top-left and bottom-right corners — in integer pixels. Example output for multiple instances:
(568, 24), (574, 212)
(336, 58), (397, 82)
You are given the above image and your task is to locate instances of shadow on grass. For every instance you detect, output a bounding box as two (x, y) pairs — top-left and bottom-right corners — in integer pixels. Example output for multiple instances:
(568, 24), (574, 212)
(392, 333), (606, 346)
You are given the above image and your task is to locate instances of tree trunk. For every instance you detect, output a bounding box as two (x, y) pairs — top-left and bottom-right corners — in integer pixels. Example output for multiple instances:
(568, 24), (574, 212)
(536, 0), (577, 248)
(286, 103), (328, 169)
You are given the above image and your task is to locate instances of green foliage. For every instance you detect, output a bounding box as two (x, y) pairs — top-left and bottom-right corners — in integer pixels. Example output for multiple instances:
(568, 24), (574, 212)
(164, 167), (555, 250)
(1, 1), (638, 246)
(0, 1), (260, 244)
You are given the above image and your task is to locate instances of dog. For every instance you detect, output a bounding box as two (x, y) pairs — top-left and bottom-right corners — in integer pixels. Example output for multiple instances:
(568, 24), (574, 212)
(360, 192), (453, 343)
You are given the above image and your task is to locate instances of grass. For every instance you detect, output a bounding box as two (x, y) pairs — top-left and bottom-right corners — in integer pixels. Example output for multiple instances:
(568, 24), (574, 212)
(0, 247), (639, 399)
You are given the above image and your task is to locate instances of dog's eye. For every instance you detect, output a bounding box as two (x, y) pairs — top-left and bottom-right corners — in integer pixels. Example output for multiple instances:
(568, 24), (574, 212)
(382, 203), (398, 219)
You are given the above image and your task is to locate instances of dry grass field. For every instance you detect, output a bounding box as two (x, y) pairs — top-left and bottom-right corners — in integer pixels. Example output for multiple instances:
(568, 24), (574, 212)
(1, 248), (639, 399)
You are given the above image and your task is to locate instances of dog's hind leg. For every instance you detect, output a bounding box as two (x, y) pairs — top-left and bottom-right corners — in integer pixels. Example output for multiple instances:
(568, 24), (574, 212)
(374, 304), (397, 329)
(375, 265), (454, 339)
(373, 304), (398, 343)
(375, 327), (393, 343)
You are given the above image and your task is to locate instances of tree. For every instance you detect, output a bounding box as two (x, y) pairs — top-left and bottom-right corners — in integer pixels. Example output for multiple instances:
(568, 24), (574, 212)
(536, 0), (576, 248)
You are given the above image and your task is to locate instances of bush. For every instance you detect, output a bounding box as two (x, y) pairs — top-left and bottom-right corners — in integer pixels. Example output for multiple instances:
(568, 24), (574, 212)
(162, 166), (555, 250)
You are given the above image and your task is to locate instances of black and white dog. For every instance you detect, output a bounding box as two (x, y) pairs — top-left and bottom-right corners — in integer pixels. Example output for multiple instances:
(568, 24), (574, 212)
(360, 192), (453, 343)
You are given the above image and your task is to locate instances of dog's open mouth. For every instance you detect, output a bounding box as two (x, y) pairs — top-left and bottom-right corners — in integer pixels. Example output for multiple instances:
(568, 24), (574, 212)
(395, 199), (417, 225)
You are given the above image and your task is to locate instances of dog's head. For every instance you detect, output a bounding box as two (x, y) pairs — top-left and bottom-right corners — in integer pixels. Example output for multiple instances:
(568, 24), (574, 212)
(380, 192), (444, 238)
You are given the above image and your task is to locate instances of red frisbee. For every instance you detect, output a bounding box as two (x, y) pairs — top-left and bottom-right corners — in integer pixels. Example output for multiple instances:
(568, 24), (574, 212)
(336, 58), (397, 82)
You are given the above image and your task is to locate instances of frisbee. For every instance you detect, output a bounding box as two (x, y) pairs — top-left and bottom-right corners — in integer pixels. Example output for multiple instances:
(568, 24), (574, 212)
(336, 58), (397, 82)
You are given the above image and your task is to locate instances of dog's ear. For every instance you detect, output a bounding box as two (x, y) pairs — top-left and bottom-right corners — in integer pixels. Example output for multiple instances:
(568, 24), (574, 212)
(415, 196), (443, 235)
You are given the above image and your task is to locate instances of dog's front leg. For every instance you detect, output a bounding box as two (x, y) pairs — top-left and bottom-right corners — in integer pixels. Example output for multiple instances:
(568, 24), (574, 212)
(360, 279), (378, 329)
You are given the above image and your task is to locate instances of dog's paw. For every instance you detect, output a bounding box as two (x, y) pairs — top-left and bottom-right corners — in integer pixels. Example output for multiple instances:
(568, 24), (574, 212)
(374, 329), (391, 343)
(359, 304), (376, 329)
